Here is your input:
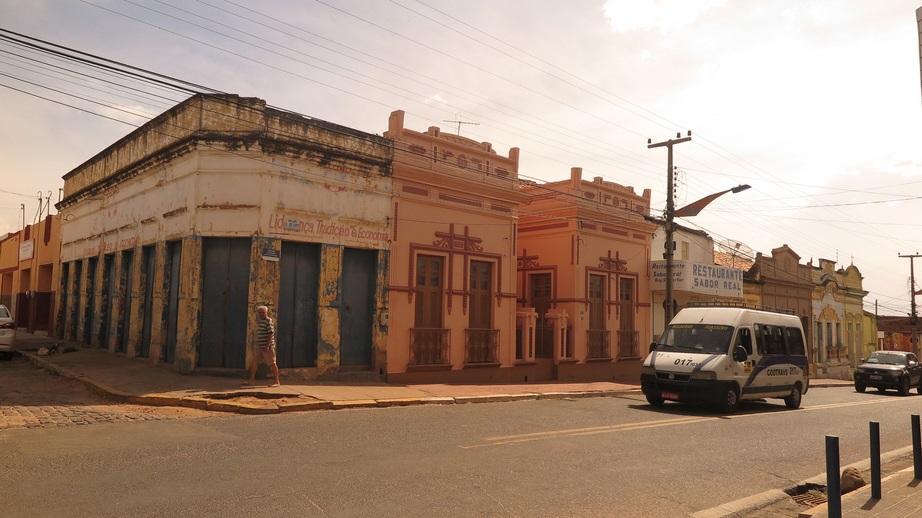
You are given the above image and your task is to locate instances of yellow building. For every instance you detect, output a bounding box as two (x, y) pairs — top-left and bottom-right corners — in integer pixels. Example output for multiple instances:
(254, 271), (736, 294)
(862, 310), (879, 360)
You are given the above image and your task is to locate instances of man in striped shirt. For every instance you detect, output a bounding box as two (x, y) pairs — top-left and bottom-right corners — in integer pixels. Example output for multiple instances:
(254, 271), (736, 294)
(247, 305), (281, 386)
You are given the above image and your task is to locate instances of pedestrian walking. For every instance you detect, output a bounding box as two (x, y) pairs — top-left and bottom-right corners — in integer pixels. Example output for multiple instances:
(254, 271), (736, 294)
(247, 305), (281, 386)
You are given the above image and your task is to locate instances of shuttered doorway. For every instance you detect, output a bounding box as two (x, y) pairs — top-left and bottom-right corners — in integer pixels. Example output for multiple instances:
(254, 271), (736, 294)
(199, 238), (251, 369)
(340, 248), (376, 368)
(277, 242), (319, 368)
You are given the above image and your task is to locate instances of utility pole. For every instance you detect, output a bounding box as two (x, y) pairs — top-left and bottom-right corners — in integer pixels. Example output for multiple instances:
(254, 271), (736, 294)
(648, 131), (692, 325)
(20, 203), (25, 230)
(899, 253), (922, 355)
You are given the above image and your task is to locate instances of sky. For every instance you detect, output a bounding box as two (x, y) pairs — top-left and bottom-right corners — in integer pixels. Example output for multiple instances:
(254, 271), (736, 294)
(1, 0), (921, 315)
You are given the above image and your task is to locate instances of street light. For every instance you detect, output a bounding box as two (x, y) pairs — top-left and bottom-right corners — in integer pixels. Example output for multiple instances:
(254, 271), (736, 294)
(663, 184), (751, 324)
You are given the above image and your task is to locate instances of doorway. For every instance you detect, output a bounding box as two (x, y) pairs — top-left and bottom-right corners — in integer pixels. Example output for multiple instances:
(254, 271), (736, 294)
(199, 238), (251, 369)
(340, 248), (376, 368)
(277, 242), (320, 368)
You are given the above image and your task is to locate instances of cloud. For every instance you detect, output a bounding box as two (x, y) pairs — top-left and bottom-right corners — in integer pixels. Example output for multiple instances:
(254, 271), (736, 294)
(602, 0), (728, 34)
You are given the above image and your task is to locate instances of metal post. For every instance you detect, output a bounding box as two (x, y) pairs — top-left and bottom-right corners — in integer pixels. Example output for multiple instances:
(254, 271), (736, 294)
(870, 421), (881, 499)
(826, 435), (841, 518)
(913, 414), (922, 480)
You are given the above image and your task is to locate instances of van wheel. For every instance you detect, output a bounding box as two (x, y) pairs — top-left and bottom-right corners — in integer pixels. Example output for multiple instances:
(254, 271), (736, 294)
(917, 383), (922, 395)
(722, 386), (740, 413)
(784, 384), (802, 409)
(899, 377), (911, 396)
(645, 393), (664, 407)
(855, 382), (866, 393)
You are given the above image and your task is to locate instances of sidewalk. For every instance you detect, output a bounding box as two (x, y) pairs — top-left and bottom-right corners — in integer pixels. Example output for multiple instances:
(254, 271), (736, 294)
(11, 333), (853, 415)
(802, 467), (922, 517)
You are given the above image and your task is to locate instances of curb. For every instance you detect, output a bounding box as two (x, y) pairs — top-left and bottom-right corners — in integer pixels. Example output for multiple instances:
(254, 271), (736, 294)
(691, 445), (916, 518)
(19, 352), (646, 415)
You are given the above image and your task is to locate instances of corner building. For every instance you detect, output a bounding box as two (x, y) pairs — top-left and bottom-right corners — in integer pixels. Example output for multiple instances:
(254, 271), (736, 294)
(55, 94), (392, 377)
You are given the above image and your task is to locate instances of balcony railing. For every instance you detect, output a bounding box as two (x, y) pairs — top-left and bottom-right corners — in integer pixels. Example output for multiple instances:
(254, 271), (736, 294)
(617, 330), (639, 358)
(587, 329), (611, 359)
(465, 328), (499, 364)
(410, 328), (450, 366)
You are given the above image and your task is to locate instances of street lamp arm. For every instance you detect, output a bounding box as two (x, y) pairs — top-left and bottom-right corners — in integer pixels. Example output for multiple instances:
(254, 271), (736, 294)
(673, 184), (750, 218)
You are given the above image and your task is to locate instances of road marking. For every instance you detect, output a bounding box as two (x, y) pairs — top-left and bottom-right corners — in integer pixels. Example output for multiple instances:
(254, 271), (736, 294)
(460, 396), (915, 449)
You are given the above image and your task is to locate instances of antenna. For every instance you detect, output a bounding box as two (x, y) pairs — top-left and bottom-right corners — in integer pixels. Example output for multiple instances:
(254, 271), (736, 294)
(442, 114), (479, 136)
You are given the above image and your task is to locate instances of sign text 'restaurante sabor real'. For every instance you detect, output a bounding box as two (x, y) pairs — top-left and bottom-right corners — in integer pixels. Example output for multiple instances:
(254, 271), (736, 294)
(650, 260), (743, 298)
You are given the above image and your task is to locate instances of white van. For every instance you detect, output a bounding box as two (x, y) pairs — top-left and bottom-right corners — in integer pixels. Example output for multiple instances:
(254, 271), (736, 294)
(641, 306), (809, 412)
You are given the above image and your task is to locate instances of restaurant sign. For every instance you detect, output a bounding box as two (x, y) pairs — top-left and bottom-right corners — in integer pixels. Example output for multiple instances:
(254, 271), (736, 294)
(651, 260), (743, 298)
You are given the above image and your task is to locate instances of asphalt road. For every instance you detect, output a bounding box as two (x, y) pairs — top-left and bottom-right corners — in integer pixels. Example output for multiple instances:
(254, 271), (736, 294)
(4, 380), (922, 517)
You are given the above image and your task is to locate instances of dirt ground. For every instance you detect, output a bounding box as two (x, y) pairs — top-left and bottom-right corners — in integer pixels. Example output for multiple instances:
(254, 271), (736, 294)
(0, 355), (215, 431)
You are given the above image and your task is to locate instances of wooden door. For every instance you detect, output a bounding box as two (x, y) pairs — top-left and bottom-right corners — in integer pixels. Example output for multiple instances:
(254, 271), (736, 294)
(340, 249), (376, 367)
(199, 238), (251, 369)
(530, 273), (553, 358)
(588, 274), (607, 358)
(413, 255), (445, 364)
(619, 277), (636, 357)
(99, 254), (114, 347)
(468, 261), (494, 363)
(277, 242), (320, 368)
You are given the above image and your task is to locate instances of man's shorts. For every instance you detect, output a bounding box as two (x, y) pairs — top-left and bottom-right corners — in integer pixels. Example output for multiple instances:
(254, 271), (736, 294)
(253, 345), (276, 362)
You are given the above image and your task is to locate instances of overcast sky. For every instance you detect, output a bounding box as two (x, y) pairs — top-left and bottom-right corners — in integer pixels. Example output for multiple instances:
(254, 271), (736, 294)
(1, 0), (921, 315)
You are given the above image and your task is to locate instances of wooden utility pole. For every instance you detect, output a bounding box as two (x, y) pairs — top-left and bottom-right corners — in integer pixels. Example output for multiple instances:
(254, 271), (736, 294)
(899, 253), (922, 355)
(648, 131), (692, 325)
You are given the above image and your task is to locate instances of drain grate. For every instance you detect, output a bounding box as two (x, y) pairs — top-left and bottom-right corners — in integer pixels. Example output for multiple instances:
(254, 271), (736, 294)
(791, 492), (828, 507)
(786, 482), (828, 508)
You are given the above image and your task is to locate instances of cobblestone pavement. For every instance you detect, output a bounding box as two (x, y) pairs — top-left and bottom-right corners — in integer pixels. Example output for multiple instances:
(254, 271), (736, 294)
(0, 355), (215, 431)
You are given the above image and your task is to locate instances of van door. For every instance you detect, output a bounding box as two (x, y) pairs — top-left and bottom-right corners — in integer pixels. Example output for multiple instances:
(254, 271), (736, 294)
(730, 326), (759, 399)
(784, 326), (809, 390)
(748, 324), (792, 397)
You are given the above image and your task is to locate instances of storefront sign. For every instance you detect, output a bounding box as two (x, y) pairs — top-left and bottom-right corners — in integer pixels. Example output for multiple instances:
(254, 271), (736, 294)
(651, 260), (743, 298)
(19, 240), (33, 261)
(267, 212), (389, 249)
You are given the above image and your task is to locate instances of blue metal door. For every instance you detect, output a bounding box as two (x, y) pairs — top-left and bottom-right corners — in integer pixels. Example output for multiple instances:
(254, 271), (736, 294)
(278, 242), (320, 368)
(340, 248), (375, 367)
(199, 238), (251, 369)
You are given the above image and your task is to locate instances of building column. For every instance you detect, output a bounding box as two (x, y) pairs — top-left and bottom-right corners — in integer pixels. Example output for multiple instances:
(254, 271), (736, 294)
(174, 236), (201, 373)
(148, 241), (167, 363)
(317, 244), (342, 375)
(107, 252), (123, 353)
(126, 245), (144, 357)
(247, 237), (281, 371)
(75, 259), (88, 344)
(371, 249), (389, 375)
(90, 253), (105, 347)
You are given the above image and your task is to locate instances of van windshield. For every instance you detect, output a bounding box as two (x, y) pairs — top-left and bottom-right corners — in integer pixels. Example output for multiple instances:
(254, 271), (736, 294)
(656, 324), (735, 354)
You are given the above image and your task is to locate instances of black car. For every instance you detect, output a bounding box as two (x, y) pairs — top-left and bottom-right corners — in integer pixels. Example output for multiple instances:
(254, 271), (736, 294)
(854, 351), (922, 396)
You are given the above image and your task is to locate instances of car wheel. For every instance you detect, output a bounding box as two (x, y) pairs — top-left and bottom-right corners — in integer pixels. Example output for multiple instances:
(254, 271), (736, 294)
(900, 377), (911, 396)
(917, 383), (922, 395)
(645, 393), (664, 407)
(722, 386), (740, 413)
(784, 384), (802, 410)
(855, 382), (866, 393)
(877, 386), (887, 393)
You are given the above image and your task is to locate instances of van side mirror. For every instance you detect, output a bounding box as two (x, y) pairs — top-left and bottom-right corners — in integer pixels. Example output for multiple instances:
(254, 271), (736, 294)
(649, 342), (658, 352)
(733, 346), (748, 362)
(911, 361), (918, 367)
